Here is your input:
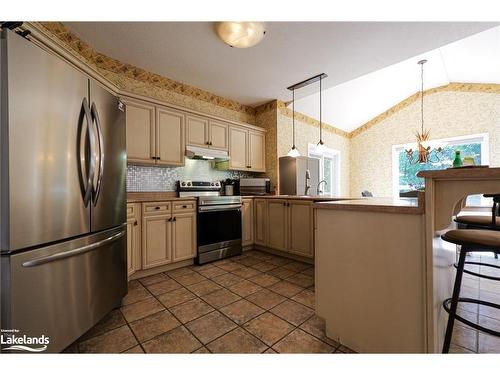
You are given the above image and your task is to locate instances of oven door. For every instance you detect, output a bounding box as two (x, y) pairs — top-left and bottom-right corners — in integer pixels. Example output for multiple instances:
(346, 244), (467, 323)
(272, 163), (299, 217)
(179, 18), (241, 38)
(197, 204), (242, 252)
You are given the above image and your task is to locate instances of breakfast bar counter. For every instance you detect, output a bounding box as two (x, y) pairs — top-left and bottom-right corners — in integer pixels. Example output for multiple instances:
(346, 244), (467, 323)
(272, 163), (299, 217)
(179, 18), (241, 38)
(314, 167), (500, 353)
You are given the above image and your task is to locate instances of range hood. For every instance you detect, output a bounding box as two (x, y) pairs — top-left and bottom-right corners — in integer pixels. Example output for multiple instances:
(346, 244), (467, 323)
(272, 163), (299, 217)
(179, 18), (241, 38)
(185, 145), (229, 161)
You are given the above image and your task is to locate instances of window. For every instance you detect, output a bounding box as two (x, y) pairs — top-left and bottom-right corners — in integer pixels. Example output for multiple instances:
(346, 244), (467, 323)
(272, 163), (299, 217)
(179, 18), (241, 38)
(392, 133), (490, 205)
(308, 144), (341, 195)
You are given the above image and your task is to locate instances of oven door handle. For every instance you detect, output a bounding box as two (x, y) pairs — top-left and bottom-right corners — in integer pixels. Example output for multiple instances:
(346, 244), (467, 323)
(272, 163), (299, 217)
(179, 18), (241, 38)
(198, 204), (242, 213)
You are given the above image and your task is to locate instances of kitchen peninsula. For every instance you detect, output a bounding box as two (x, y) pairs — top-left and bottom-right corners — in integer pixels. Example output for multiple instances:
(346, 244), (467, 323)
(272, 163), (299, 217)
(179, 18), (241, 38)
(314, 167), (500, 353)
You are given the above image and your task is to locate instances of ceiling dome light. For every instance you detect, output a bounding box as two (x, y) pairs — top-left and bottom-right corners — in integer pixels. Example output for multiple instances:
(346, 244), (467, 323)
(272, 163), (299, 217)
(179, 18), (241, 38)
(215, 22), (266, 48)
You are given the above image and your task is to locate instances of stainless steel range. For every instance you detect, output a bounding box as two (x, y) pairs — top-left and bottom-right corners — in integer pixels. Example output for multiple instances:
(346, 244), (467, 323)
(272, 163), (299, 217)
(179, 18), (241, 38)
(177, 181), (242, 264)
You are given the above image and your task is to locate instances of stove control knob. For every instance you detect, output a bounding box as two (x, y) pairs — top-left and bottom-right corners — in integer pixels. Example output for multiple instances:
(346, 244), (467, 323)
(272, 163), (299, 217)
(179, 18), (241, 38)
(215, 182), (220, 187)
(181, 182), (186, 186)
(187, 181), (192, 186)
(211, 182), (215, 186)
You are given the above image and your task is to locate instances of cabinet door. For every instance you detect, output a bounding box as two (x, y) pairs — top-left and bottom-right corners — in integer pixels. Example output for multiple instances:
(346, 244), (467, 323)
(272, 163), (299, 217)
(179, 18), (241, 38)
(156, 106), (185, 166)
(254, 199), (267, 246)
(209, 120), (228, 150)
(267, 200), (287, 251)
(242, 199), (254, 246)
(186, 115), (208, 147)
(125, 100), (156, 164)
(127, 203), (142, 277)
(172, 212), (197, 262)
(229, 126), (248, 170)
(142, 214), (172, 269)
(288, 200), (313, 258)
(248, 131), (266, 172)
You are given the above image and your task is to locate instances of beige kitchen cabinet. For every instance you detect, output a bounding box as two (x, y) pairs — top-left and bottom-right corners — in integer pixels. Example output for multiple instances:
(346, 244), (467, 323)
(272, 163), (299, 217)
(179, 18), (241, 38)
(287, 200), (313, 257)
(242, 198), (254, 247)
(228, 126), (266, 172)
(126, 203), (142, 277)
(248, 131), (266, 172)
(228, 126), (248, 170)
(156, 106), (185, 166)
(125, 100), (156, 165)
(172, 212), (197, 262)
(141, 201), (197, 270)
(254, 199), (267, 246)
(186, 115), (209, 148)
(208, 120), (229, 150)
(267, 199), (288, 251)
(259, 199), (313, 258)
(142, 213), (173, 269)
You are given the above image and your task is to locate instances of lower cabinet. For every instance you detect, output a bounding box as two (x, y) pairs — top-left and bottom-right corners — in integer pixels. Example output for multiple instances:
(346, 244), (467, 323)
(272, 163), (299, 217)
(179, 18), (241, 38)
(172, 212), (197, 262)
(142, 213), (173, 269)
(254, 199), (267, 246)
(267, 199), (288, 251)
(126, 203), (142, 277)
(242, 198), (254, 246)
(126, 201), (197, 276)
(262, 199), (314, 258)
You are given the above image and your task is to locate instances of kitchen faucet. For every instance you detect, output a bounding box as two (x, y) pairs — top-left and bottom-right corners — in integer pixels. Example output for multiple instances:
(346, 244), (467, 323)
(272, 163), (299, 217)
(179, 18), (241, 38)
(304, 170), (311, 195)
(317, 179), (327, 195)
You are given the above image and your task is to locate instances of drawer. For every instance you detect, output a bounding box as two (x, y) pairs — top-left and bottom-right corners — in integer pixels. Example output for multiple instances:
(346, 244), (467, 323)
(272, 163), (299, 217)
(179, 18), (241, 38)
(143, 201), (171, 215)
(172, 200), (196, 213)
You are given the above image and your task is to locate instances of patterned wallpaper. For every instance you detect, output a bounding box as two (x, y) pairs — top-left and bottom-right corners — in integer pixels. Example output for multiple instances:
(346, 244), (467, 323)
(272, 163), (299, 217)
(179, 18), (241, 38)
(127, 159), (256, 192)
(349, 91), (500, 197)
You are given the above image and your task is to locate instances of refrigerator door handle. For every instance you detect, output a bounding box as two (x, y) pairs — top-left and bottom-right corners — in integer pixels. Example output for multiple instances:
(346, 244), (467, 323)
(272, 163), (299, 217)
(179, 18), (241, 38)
(21, 230), (126, 267)
(79, 97), (96, 207)
(90, 102), (104, 205)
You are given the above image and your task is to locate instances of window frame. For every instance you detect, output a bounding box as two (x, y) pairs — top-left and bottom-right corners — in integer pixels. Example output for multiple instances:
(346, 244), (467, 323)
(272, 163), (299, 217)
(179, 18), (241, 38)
(392, 132), (490, 200)
(308, 143), (341, 196)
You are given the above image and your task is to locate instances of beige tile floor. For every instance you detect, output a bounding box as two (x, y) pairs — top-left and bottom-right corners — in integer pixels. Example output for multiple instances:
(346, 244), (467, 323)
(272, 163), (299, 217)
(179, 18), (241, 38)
(64, 250), (500, 354)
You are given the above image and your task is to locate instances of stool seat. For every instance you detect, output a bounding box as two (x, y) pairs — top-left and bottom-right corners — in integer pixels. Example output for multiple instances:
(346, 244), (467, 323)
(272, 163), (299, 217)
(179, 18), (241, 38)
(456, 215), (500, 228)
(442, 229), (500, 250)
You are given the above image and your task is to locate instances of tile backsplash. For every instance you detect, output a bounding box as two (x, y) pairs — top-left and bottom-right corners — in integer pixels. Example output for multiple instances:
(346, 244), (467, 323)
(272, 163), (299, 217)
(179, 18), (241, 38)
(127, 159), (257, 192)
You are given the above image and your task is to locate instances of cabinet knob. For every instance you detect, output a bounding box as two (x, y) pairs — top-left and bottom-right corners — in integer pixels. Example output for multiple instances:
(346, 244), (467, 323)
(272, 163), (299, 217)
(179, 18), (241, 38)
(182, 205), (187, 208)
(134, 220), (138, 226)
(173, 217), (177, 222)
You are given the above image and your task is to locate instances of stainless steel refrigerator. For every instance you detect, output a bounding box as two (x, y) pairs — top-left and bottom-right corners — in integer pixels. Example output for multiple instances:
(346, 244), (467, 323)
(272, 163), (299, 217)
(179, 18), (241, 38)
(0, 30), (127, 353)
(279, 156), (320, 195)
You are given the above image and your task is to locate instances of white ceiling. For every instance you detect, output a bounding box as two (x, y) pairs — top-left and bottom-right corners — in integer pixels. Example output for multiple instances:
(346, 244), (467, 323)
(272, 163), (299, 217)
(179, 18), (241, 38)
(65, 22), (497, 109)
(295, 26), (500, 132)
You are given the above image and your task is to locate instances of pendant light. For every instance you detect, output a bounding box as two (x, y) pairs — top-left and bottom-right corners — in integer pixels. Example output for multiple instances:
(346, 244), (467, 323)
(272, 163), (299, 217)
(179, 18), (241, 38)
(315, 75), (326, 153)
(405, 59), (443, 164)
(287, 87), (300, 157)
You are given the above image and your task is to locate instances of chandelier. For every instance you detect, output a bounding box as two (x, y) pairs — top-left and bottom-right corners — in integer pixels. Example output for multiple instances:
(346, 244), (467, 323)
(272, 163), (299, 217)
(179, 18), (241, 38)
(405, 59), (443, 164)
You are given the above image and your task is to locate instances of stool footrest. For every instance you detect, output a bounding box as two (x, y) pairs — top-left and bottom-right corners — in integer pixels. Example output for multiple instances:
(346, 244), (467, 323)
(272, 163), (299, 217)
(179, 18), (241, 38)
(443, 297), (500, 337)
(453, 261), (500, 281)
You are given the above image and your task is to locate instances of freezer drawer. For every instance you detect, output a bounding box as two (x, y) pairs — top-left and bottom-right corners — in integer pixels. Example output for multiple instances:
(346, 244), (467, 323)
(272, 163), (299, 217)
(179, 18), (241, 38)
(1, 225), (127, 353)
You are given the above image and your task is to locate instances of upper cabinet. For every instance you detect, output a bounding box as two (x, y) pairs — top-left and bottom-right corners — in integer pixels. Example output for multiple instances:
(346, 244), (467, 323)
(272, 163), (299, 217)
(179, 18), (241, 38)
(229, 126), (266, 172)
(124, 99), (185, 167)
(125, 96), (264, 172)
(208, 120), (229, 150)
(186, 116), (229, 151)
(156, 106), (185, 166)
(125, 100), (156, 165)
(186, 115), (209, 148)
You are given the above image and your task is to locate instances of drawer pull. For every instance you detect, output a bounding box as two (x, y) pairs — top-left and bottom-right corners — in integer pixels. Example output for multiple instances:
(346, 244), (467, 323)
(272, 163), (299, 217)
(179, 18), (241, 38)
(155, 206), (160, 210)
(182, 205), (187, 208)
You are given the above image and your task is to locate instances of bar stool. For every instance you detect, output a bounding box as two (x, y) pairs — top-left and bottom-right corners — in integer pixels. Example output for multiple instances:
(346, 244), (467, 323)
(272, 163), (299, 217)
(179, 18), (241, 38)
(441, 229), (500, 353)
(455, 194), (500, 259)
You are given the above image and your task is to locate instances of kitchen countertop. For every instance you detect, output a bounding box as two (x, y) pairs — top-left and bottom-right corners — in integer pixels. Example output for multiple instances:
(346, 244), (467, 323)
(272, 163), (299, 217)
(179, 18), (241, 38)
(242, 195), (357, 201)
(313, 194), (424, 214)
(127, 192), (196, 203)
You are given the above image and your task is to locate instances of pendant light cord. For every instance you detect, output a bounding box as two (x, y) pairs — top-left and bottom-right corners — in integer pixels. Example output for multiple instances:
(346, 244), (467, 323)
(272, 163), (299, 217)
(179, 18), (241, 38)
(420, 61), (424, 134)
(319, 76), (323, 143)
(292, 88), (296, 147)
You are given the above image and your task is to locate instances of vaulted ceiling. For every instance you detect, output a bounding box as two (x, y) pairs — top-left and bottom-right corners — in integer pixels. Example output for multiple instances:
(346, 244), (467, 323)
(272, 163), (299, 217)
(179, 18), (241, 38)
(65, 22), (499, 131)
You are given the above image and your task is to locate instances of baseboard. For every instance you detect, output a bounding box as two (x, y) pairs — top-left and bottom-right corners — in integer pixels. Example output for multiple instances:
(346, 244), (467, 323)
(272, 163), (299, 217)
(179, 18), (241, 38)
(129, 259), (194, 280)
(251, 244), (314, 265)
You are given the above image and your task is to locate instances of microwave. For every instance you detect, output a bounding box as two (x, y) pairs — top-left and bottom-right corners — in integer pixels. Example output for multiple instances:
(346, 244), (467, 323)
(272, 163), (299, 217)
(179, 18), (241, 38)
(239, 178), (271, 196)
